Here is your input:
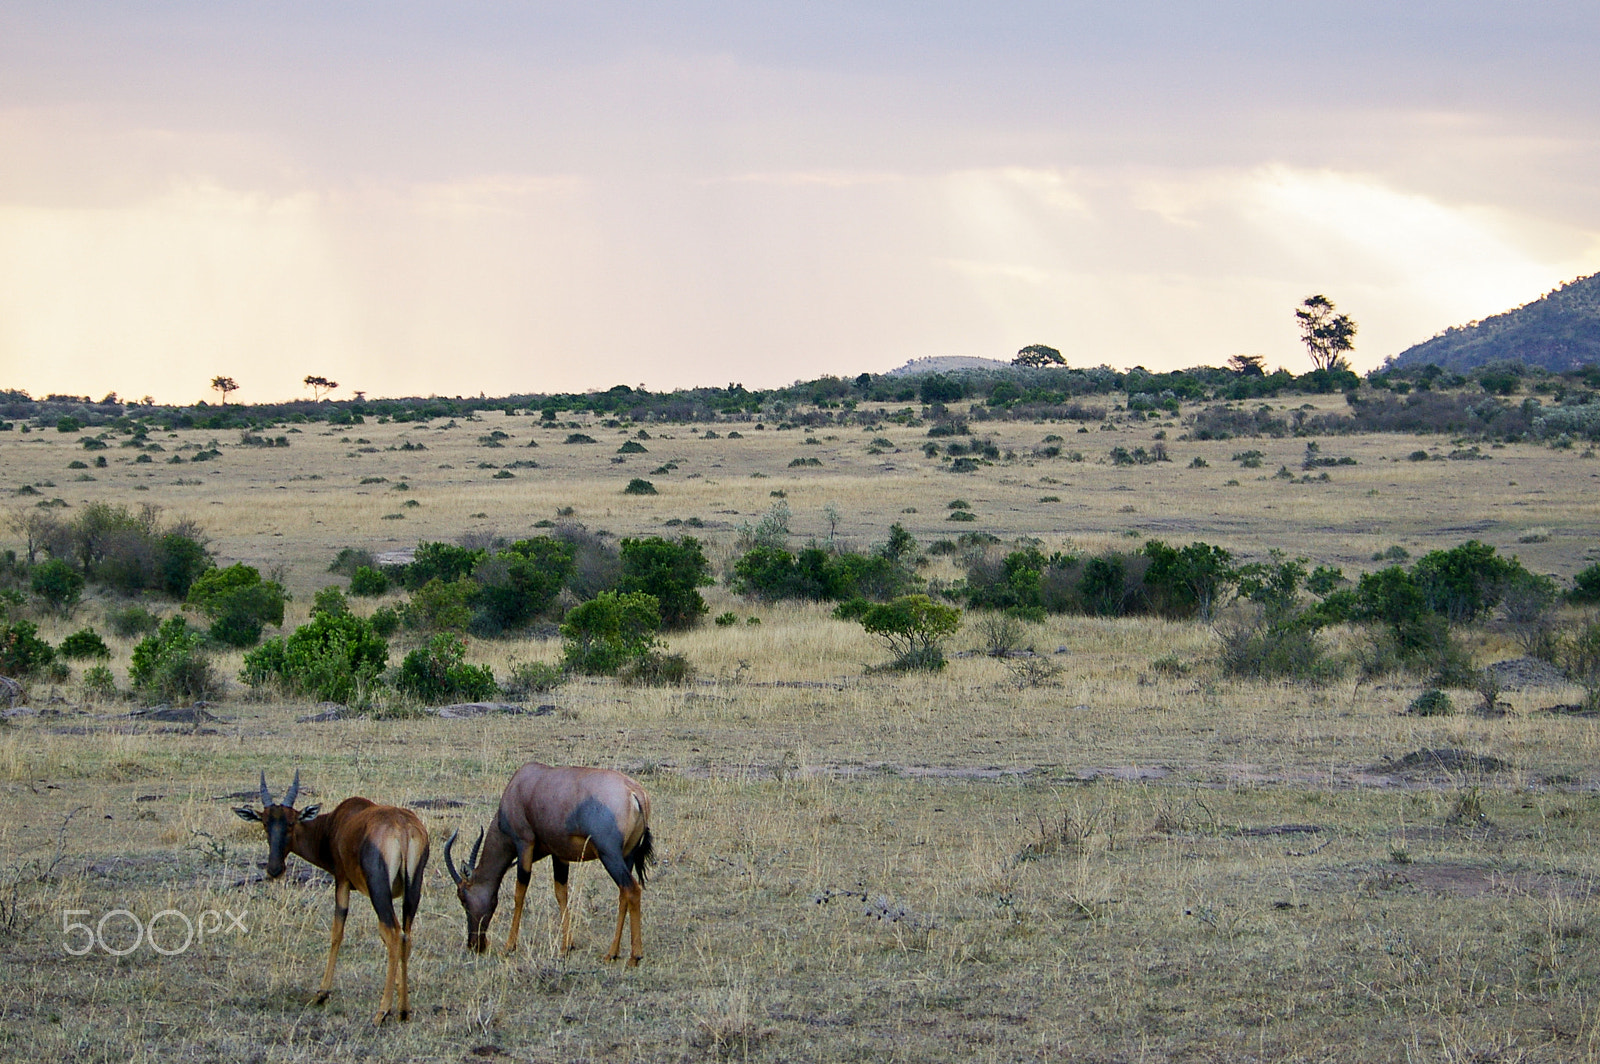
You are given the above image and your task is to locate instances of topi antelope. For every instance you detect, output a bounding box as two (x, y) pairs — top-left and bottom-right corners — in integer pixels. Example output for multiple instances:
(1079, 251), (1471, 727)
(234, 771), (430, 1024)
(445, 761), (654, 964)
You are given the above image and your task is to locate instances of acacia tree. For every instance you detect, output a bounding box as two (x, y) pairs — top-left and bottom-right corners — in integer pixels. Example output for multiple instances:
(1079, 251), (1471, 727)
(211, 376), (239, 405)
(1294, 296), (1357, 372)
(303, 375), (339, 401)
(1227, 354), (1267, 377)
(1013, 344), (1066, 369)
(858, 594), (961, 671)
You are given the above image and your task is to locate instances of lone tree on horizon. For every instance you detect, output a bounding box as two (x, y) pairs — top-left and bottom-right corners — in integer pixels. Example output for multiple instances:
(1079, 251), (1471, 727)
(1227, 354), (1268, 377)
(304, 375), (339, 401)
(1294, 295), (1357, 372)
(211, 375), (239, 405)
(1013, 344), (1066, 368)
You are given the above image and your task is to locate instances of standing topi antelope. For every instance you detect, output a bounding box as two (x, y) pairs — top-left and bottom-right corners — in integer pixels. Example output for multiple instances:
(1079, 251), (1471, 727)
(445, 761), (654, 964)
(234, 771), (430, 1024)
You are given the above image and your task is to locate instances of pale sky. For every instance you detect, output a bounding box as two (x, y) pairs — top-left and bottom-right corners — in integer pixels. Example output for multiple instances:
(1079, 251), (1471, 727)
(2, 2), (1597, 403)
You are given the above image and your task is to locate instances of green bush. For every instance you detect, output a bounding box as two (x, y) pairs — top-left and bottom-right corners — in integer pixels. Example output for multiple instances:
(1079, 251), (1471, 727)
(620, 651), (695, 686)
(858, 594), (961, 671)
(349, 565), (390, 596)
(470, 538), (575, 634)
(402, 577), (476, 632)
(403, 542), (485, 590)
(1571, 563), (1600, 605)
(58, 627), (111, 660)
(185, 564), (287, 647)
(397, 635), (498, 704)
(311, 586), (349, 618)
(560, 591), (662, 675)
(1406, 689), (1454, 716)
(241, 611), (389, 704)
(1411, 540), (1518, 624)
(501, 660), (565, 700)
(623, 478), (658, 495)
(619, 536), (711, 630)
(80, 664), (117, 700)
(0, 620), (56, 677)
(31, 558), (84, 613)
(129, 617), (216, 701)
(105, 604), (161, 639)
(1217, 611), (1342, 684)
(368, 606), (401, 638)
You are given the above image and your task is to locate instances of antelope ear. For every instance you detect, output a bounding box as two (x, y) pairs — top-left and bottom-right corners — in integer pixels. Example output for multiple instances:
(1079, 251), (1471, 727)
(234, 807), (261, 822)
(298, 804), (321, 822)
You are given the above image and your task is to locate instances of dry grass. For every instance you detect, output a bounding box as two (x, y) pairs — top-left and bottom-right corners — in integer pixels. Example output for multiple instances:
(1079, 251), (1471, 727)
(3, 401), (1600, 1061)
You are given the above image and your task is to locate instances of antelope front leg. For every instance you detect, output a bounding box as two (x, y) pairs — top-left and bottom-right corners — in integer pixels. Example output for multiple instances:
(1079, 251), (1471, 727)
(503, 850), (533, 954)
(552, 859), (573, 954)
(316, 882), (350, 1005)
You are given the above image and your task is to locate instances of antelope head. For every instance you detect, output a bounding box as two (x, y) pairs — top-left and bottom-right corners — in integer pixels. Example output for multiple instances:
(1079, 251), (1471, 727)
(233, 770), (320, 878)
(443, 827), (496, 952)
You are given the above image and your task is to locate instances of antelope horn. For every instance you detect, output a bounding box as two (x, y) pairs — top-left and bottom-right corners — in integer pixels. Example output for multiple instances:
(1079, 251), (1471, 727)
(259, 771), (272, 807)
(468, 827), (485, 872)
(284, 769), (300, 808)
(443, 829), (463, 885)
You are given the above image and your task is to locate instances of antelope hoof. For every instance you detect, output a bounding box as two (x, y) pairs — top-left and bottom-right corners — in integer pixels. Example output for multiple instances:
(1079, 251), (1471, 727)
(627, 955), (642, 968)
(603, 950), (619, 962)
(371, 1009), (392, 1026)
(399, 1008), (411, 1022)
(502, 941), (517, 955)
(312, 991), (331, 1006)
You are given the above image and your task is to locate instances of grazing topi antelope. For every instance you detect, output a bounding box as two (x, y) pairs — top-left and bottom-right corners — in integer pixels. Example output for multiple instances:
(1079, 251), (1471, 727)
(445, 761), (654, 964)
(235, 771), (430, 1024)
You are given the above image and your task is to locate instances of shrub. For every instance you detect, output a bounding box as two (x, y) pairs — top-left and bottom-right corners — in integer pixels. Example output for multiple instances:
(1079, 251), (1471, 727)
(402, 577), (475, 632)
(58, 627), (111, 660)
(129, 617), (217, 701)
(470, 538), (576, 635)
(349, 565), (389, 596)
(397, 635), (498, 704)
(80, 664), (117, 700)
(1562, 619), (1600, 713)
(404, 542), (485, 590)
(328, 547), (377, 576)
(1141, 540), (1235, 621)
(1571, 563), (1600, 605)
(185, 564), (287, 647)
(311, 586), (350, 618)
(1216, 610), (1342, 683)
(620, 651), (694, 686)
(242, 612), (389, 704)
(714, 611), (738, 627)
(858, 594), (961, 671)
(0, 620), (56, 677)
(368, 605), (401, 638)
(501, 660), (565, 700)
(619, 536), (712, 629)
(623, 478), (658, 494)
(105, 604), (161, 638)
(560, 591), (661, 676)
(1411, 540), (1518, 624)
(31, 558), (84, 613)
(1406, 689), (1454, 716)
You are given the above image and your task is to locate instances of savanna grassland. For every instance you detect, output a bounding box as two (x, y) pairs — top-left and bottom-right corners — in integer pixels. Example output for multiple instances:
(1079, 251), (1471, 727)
(3, 397), (1600, 1063)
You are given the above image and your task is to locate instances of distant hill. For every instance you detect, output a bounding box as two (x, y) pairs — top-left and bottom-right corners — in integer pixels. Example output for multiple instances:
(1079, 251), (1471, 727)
(1387, 272), (1600, 373)
(883, 355), (1012, 377)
